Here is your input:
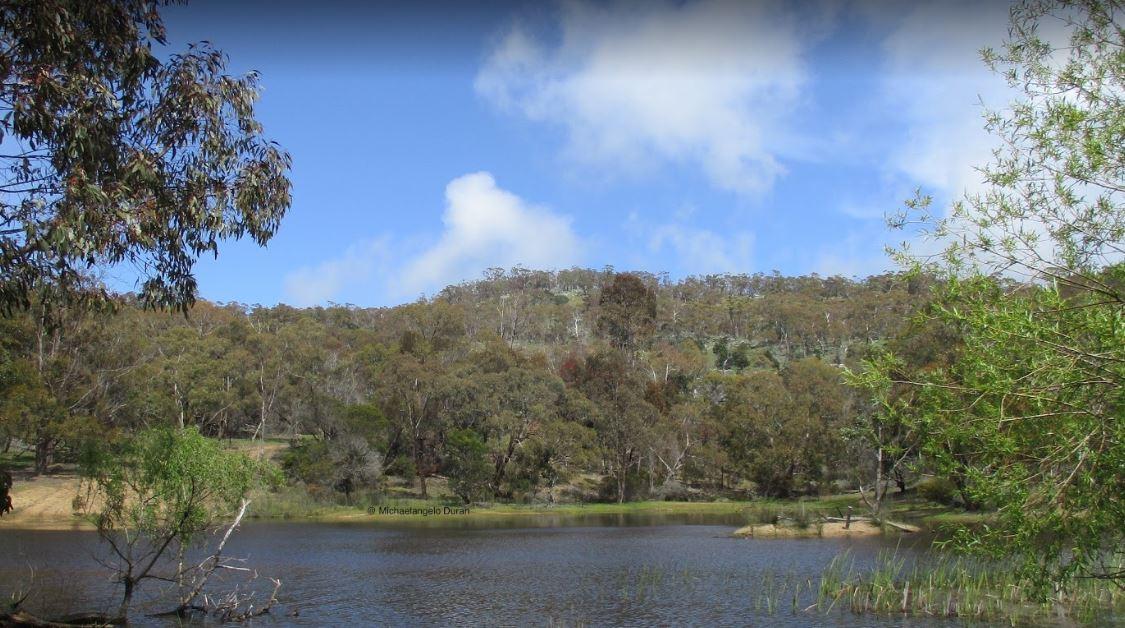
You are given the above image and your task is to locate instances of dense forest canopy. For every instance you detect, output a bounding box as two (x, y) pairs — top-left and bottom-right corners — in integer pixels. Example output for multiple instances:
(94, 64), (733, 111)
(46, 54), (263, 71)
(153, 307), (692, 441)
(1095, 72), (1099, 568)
(0, 267), (935, 503)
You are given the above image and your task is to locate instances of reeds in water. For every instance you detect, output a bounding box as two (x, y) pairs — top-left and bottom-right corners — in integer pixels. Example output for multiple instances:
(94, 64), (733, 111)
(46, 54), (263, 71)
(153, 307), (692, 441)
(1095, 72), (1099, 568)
(814, 550), (1124, 623)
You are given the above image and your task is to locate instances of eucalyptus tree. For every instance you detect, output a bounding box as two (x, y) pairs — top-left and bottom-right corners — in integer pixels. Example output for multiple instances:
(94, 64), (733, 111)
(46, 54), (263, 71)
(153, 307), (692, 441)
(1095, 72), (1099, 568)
(596, 273), (657, 355)
(566, 349), (659, 502)
(716, 370), (799, 498)
(376, 352), (446, 497)
(0, 0), (291, 312)
(0, 295), (140, 473)
(478, 367), (568, 497)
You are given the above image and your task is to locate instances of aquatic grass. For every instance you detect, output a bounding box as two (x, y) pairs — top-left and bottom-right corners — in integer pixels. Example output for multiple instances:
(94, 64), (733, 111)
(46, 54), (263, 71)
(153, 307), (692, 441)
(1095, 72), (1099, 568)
(790, 503), (813, 529)
(603, 551), (1122, 623)
(813, 550), (1125, 622)
(746, 505), (780, 525)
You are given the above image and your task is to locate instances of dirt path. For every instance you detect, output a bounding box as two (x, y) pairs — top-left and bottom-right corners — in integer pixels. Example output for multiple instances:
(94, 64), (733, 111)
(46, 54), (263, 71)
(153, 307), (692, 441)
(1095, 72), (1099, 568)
(0, 474), (91, 530)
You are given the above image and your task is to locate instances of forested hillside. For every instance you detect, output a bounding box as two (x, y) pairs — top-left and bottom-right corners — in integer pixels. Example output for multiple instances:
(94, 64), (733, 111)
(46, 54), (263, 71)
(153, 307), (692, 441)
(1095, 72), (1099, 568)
(1, 268), (937, 504)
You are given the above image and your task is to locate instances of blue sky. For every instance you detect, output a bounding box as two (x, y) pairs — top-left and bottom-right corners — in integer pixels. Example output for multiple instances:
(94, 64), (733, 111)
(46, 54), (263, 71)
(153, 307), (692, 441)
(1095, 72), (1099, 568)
(154, 0), (1017, 307)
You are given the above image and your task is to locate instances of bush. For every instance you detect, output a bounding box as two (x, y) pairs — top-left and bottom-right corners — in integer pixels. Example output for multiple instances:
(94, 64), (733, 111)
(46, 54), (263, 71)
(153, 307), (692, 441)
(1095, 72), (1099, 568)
(916, 476), (958, 506)
(596, 472), (648, 502)
(444, 429), (491, 503)
(281, 437), (382, 502)
(281, 439), (333, 485)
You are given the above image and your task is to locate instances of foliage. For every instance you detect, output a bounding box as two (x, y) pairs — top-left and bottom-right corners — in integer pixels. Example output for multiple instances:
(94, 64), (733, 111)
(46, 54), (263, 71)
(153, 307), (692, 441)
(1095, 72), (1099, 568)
(444, 428), (491, 504)
(876, 0), (1125, 589)
(596, 273), (657, 352)
(78, 426), (278, 618)
(282, 436), (383, 501)
(281, 439), (335, 486)
(0, 0), (291, 312)
(915, 476), (957, 507)
(331, 437), (383, 501)
(817, 550), (1124, 622)
(0, 266), (930, 509)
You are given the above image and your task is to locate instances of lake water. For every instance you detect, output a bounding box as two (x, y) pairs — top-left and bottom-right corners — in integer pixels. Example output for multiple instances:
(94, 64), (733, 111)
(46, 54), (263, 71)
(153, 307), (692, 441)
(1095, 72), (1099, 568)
(1, 514), (956, 626)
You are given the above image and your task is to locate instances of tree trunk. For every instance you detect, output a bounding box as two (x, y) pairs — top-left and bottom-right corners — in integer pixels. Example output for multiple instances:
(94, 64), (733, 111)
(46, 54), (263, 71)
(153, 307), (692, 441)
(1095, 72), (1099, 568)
(413, 435), (428, 498)
(117, 577), (135, 622)
(492, 434), (520, 497)
(951, 472), (980, 511)
(33, 436), (51, 475)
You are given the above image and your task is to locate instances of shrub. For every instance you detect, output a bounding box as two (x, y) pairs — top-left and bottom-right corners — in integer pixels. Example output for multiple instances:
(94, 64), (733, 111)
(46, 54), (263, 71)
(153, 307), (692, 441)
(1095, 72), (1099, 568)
(916, 476), (958, 506)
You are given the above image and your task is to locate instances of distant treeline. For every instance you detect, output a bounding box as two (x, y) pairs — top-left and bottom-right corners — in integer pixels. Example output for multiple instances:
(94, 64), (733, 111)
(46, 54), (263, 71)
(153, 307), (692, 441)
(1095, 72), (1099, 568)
(0, 268), (945, 503)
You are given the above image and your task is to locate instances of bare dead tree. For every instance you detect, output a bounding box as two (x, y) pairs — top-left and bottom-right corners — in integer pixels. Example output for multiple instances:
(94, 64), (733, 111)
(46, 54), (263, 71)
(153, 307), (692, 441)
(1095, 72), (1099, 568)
(154, 498), (282, 621)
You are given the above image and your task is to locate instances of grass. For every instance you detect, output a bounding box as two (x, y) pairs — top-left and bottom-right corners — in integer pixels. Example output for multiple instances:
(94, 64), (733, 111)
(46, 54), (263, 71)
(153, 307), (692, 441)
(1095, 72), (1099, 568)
(610, 551), (1123, 623)
(247, 485), (877, 524)
(0, 449), (34, 472)
(249, 489), (742, 521)
(246, 481), (992, 535)
(739, 497), (861, 525)
(566, 550), (1124, 624)
(814, 550), (1125, 623)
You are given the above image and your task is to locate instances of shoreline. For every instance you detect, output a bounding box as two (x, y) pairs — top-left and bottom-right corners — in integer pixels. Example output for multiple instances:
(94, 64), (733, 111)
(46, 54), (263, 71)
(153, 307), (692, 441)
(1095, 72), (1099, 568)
(1, 474), (976, 532)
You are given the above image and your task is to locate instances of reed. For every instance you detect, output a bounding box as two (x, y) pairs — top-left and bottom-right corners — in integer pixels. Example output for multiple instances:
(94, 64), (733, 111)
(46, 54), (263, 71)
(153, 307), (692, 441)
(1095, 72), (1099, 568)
(814, 550), (1125, 623)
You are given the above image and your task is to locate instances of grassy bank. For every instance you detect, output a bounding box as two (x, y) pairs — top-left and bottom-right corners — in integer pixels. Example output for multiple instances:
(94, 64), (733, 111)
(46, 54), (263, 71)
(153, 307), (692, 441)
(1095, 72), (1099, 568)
(2, 433), (984, 533)
(248, 485), (796, 522)
(246, 484), (975, 532)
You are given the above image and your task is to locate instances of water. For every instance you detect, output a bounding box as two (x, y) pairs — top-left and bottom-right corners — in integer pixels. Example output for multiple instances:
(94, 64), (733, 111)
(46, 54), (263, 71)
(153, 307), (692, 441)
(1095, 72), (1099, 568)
(1, 515), (952, 626)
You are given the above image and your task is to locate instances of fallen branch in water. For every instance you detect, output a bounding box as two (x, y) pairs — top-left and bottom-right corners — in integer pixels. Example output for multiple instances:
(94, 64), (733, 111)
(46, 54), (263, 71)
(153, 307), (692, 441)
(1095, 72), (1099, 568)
(150, 498), (282, 621)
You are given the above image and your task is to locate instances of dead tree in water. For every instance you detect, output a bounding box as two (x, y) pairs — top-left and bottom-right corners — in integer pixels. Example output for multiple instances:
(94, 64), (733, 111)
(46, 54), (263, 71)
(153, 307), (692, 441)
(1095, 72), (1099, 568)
(154, 498), (282, 621)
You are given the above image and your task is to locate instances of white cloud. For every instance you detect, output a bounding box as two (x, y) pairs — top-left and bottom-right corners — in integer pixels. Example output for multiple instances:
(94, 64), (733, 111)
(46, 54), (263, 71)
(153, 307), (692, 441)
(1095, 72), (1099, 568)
(475, 0), (815, 196)
(283, 237), (392, 306)
(648, 225), (755, 274)
(281, 174), (582, 305)
(877, 1), (1013, 199)
(811, 229), (894, 278)
(624, 211), (755, 275)
(400, 172), (583, 294)
(863, 1), (1080, 276)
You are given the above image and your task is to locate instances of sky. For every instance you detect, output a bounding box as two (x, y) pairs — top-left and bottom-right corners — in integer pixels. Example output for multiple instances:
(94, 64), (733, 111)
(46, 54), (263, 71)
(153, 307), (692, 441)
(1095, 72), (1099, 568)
(152, 0), (1019, 307)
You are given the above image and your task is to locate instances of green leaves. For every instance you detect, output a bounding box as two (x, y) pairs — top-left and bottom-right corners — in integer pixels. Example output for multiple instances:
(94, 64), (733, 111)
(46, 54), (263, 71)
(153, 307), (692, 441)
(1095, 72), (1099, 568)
(0, 0), (292, 313)
(874, 0), (1125, 589)
(81, 426), (277, 544)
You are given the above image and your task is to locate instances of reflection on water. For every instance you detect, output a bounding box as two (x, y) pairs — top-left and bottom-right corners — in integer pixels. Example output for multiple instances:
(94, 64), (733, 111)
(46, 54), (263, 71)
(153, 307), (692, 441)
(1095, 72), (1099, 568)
(365, 510), (751, 530)
(1, 514), (952, 626)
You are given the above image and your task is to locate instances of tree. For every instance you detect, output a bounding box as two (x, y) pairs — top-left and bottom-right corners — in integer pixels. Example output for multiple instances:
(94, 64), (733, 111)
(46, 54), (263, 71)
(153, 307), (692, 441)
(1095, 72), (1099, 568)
(78, 427), (277, 621)
(0, 470), (10, 516)
(0, 0), (291, 312)
(331, 436), (383, 503)
(376, 353), (445, 497)
(570, 349), (658, 502)
(845, 354), (925, 513)
(596, 273), (657, 353)
(717, 370), (797, 498)
(0, 297), (138, 474)
(878, 0), (1124, 588)
(478, 367), (564, 497)
(444, 428), (490, 504)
